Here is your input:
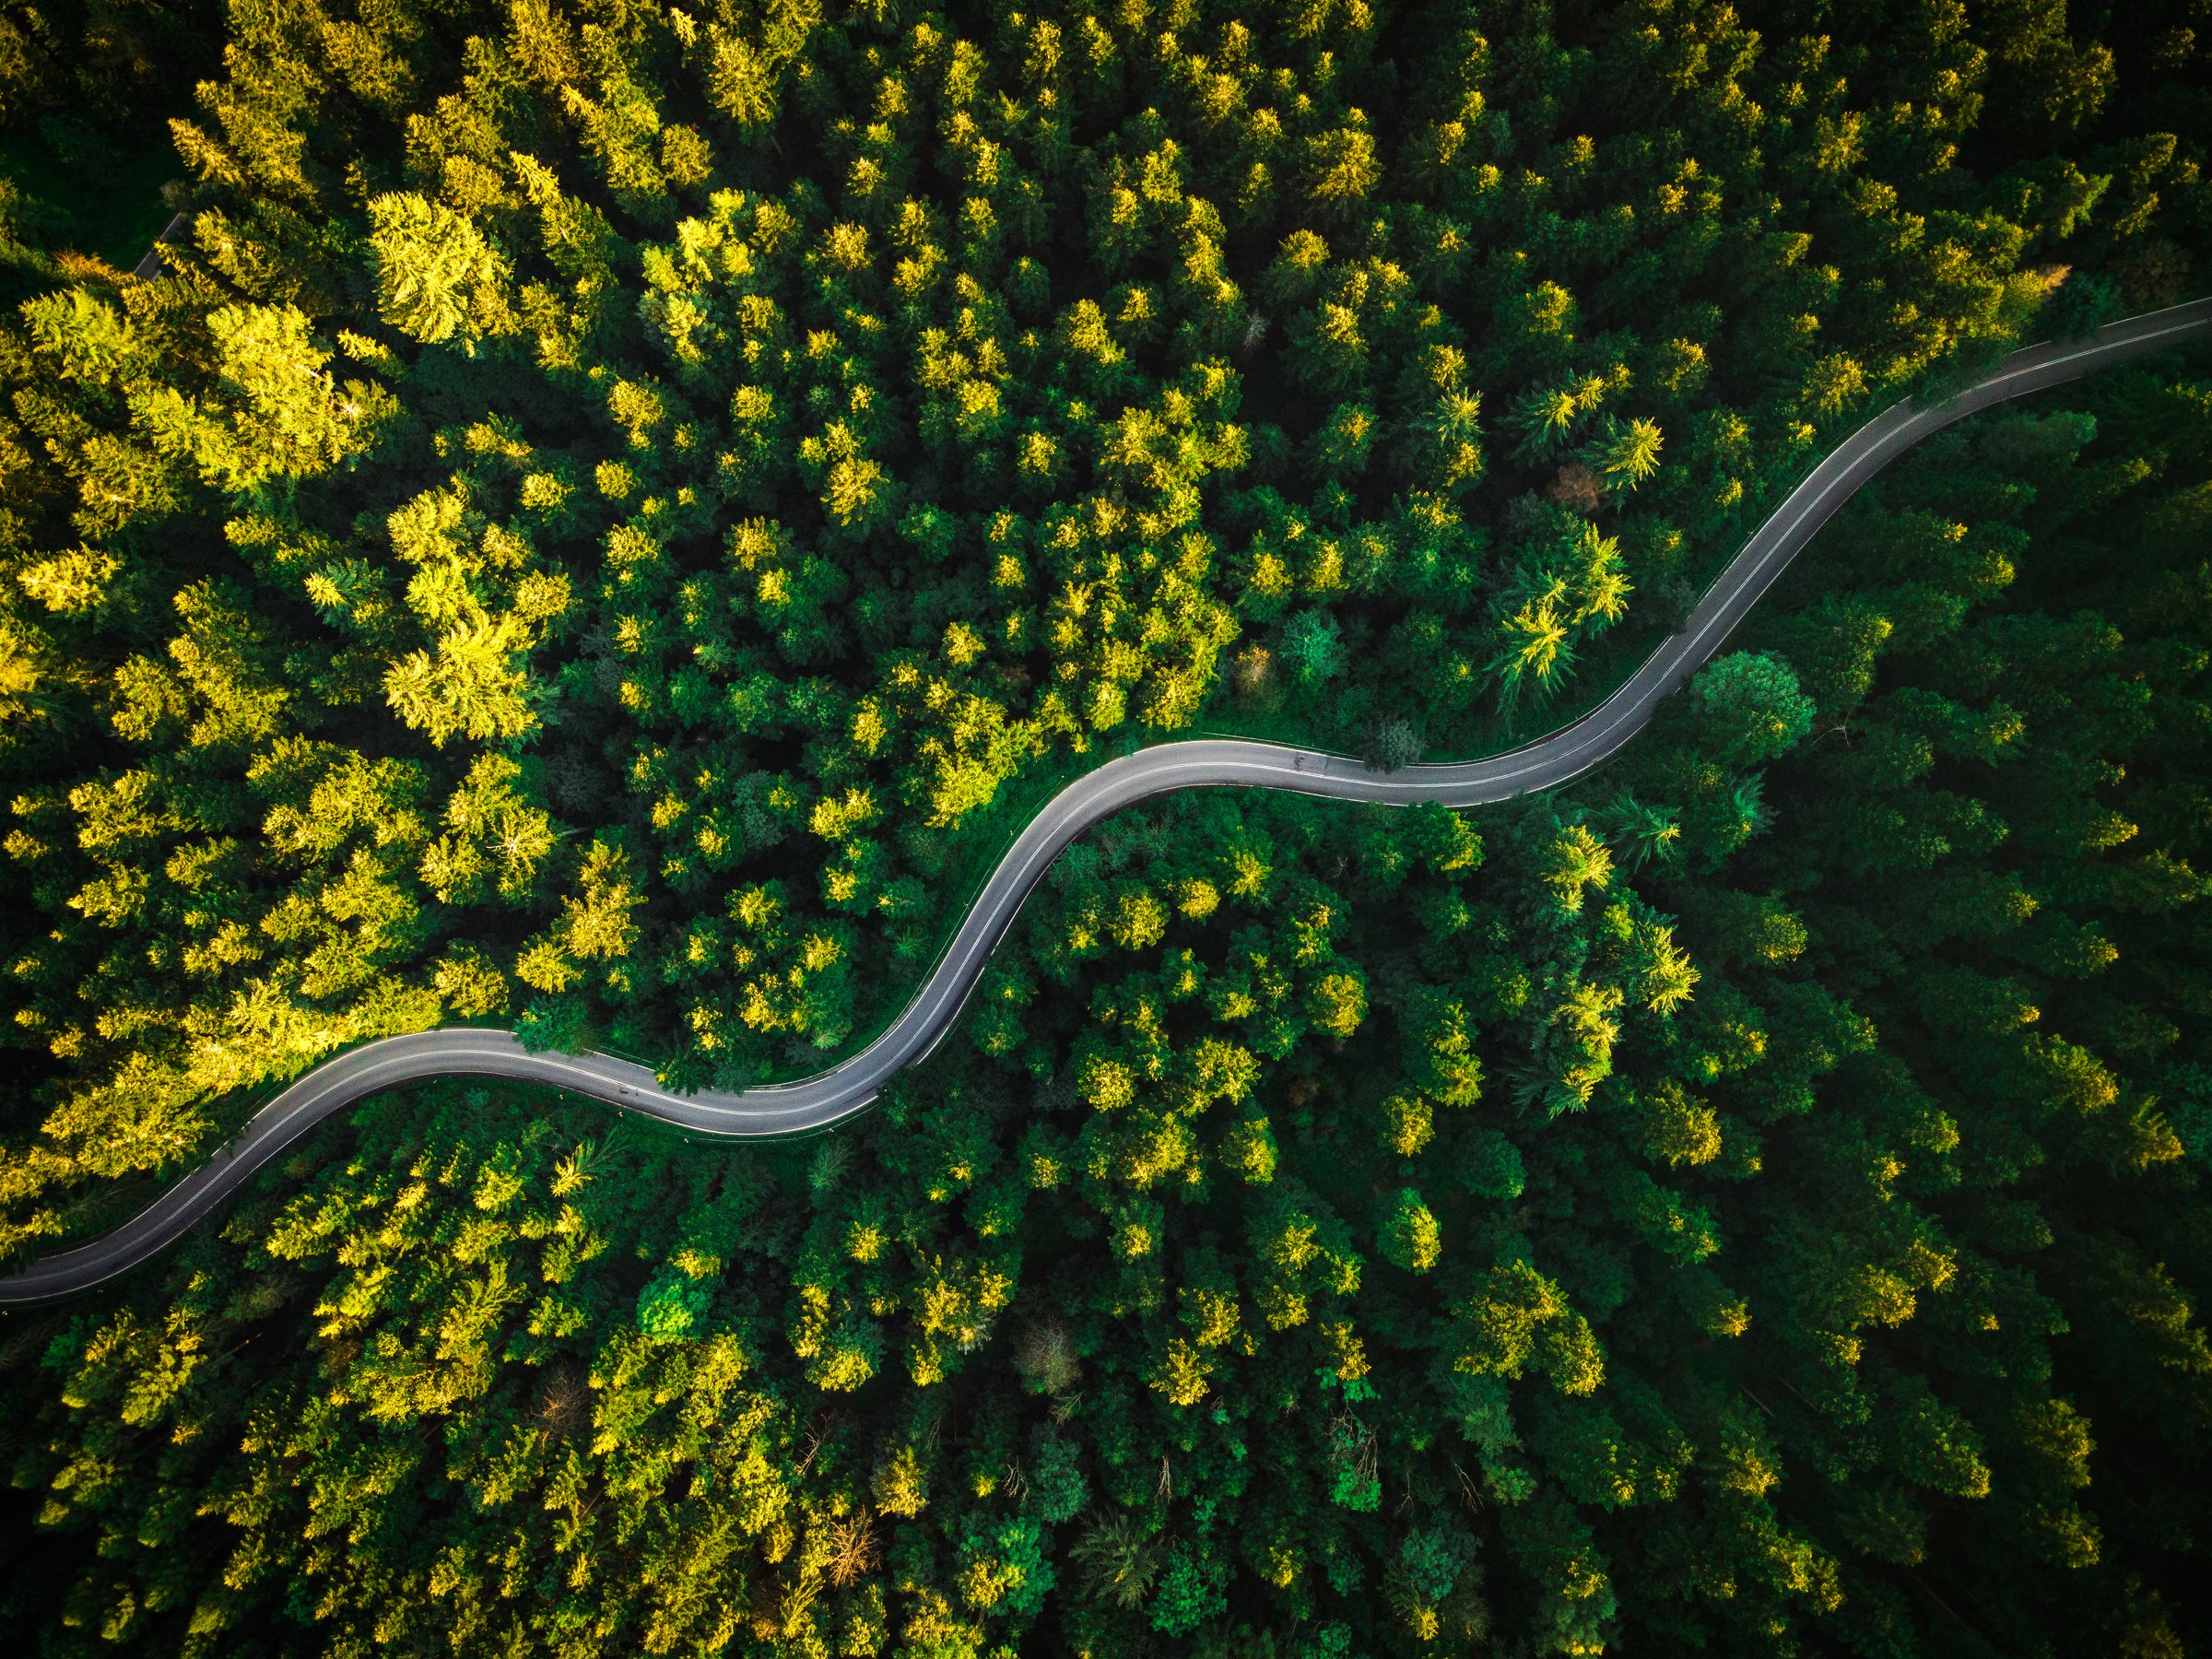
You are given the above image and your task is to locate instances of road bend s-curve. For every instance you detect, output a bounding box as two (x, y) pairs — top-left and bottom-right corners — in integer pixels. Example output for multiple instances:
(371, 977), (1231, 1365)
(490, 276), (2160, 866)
(6, 299), (2208, 1304)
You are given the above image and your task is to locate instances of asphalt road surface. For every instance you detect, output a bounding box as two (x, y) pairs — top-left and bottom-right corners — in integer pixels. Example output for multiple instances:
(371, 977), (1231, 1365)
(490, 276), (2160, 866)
(6, 298), (2207, 1303)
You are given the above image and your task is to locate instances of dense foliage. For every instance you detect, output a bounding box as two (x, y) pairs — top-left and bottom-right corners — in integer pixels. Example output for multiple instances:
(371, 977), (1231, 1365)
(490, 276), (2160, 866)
(10, 371), (2212, 1656)
(4, 0), (2212, 1655)
(10, 0), (2212, 1206)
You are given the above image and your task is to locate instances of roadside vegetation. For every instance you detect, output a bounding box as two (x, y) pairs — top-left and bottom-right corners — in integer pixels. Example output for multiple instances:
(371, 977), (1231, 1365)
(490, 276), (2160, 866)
(3, 2), (2212, 1654)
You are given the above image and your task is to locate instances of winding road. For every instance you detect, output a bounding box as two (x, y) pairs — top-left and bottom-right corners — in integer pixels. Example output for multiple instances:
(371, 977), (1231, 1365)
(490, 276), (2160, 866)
(5, 299), (2208, 1304)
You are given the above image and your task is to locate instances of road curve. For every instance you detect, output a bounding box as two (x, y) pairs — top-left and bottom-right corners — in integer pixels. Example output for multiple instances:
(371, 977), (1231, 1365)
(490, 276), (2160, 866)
(6, 299), (2207, 1304)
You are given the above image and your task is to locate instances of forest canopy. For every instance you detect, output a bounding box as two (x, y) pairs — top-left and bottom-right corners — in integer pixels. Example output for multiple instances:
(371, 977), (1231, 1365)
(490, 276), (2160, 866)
(3, 0), (2212, 1656)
